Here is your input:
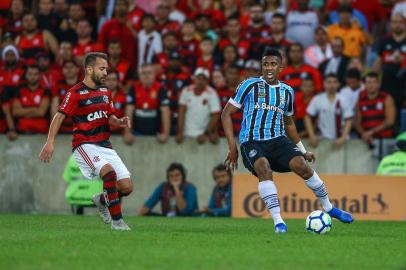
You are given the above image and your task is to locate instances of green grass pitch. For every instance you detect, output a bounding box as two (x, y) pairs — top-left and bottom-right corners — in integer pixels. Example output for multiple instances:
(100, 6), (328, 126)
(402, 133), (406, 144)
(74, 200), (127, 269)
(0, 215), (405, 270)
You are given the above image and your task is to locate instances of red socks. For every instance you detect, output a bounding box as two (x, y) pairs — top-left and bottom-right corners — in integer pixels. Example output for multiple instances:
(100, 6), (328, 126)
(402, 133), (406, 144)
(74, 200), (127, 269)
(102, 171), (122, 220)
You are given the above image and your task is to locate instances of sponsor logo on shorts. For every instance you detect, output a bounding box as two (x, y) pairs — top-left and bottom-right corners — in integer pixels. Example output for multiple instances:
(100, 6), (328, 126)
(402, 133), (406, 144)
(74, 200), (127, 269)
(293, 147), (301, 152)
(249, 149), (257, 158)
(93, 156), (100, 162)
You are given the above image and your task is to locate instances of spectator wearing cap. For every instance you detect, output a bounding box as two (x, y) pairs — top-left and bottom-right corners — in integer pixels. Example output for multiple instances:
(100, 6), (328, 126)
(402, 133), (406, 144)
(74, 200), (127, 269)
(286, 0), (318, 48)
(12, 64), (51, 134)
(137, 14), (163, 67)
(376, 132), (406, 176)
(340, 68), (363, 113)
(217, 64), (243, 137)
(124, 63), (171, 144)
(72, 19), (104, 66)
(176, 67), (221, 144)
(1, 32), (15, 48)
(280, 42), (323, 92)
(15, 12), (59, 64)
(304, 25), (333, 68)
(107, 39), (135, 93)
(36, 52), (62, 91)
(196, 37), (215, 76)
(327, 0), (369, 31)
(319, 37), (350, 87)
(168, 0), (186, 24)
(196, 164), (232, 217)
(218, 16), (250, 60)
(254, 13), (292, 60)
(155, 2), (180, 34)
(99, 0), (137, 65)
(245, 4), (271, 59)
(327, 4), (368, 58)
(50, 60), (79, 133)
(244, 59), (261, 78)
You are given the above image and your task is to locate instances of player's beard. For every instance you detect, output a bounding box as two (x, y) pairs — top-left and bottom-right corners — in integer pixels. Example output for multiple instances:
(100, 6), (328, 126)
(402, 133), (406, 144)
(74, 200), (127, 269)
(91, 73), (104, 86)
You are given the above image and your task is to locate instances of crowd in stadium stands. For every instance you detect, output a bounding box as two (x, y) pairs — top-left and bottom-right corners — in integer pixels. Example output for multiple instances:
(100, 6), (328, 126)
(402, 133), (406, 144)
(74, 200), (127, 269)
(1, 0), (406, 149)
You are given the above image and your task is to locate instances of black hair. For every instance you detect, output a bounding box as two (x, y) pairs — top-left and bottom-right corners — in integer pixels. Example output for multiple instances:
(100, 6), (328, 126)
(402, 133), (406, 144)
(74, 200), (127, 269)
(201, 36), (213, 43)
(338, 4), (353, 14)
(107, 39), (121, 46)
(397, 141), (406, 151)
(363, 72), (379, 81)
(26, 64), (40, 71)
(324, 73), (339, 80)
(142, 13), (157, 24)
(167, 162), (186, 182)
(272, 13), (286, 21)
(212, 163), (232, 180)
(107, 69), (120, 80)
(83, 52), (107, 68)
(262, 48), (283, 62)
(346, 68), (361, 80)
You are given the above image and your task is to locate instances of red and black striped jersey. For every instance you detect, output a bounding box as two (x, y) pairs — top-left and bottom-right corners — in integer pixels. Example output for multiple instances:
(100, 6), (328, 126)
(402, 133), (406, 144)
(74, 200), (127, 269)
(58, 82), (116, 150)
(279, 64), (323, 92)
(17, 32), (46, 65)
(357, 90), (393, 138)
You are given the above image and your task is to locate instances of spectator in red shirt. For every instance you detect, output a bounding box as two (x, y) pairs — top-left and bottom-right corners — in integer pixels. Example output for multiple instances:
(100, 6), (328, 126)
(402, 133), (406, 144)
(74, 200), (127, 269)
(219, 44), (243, 71)
(221, 0), (240, 20)
(0, 44), (24, 92)
(280, 42), (323, 92)
(4, 0), (24, 36)
(73, 18), (104, 65)
(153, 31), (180, 75)
(194, 13), (218, 42)
(54, 41), (73, 69)
(126, 3), (145, 32)
(12, 64), (51, 134)
(107, 39), (135, 93)
(196, 37), (215, 76)
(179, 20), (199, 69)
(124, 64), (171, 144)
(295, 76), (315, 137)
(50, 60), (79, 133)
(15, 12), (59, 64)
(36, 52), (62, 91)
(245, 3), (271, 59)
(105, 70), (127, 134)
(99, 0), (137, 65)
(155, 2), (180, 34)
(219, 16), (250, 60)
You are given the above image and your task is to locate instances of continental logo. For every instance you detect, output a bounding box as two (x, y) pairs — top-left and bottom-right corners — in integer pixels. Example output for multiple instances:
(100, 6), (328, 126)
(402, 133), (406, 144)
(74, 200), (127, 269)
(243, 192), (389, 217)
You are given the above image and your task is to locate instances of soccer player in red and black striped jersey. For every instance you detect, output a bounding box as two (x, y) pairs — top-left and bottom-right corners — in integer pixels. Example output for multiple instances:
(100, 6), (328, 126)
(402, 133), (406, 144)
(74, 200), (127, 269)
(39, 52), (133, 231)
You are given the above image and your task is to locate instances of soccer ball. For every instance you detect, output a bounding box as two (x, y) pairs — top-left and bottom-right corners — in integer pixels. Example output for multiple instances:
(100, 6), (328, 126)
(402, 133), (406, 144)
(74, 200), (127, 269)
(306, 210), (332, 234)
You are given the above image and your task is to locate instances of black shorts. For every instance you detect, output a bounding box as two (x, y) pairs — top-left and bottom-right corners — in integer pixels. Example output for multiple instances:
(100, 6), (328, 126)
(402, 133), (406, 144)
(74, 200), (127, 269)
(240, 136), (303, 175)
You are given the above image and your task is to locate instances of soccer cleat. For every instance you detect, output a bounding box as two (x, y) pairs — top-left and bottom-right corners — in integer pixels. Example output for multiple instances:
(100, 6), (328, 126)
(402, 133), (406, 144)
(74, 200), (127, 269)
(111, 219), (131, 231)
(328, 207), (354, 223)
(92, 194), (112, 224)
(274, 223), (288, 234)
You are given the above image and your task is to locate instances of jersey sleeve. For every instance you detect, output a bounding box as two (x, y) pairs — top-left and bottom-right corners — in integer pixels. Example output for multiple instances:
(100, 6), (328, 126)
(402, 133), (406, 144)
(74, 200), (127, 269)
(209, 90), (221, 114)
(229, 78), (254, 109)
(58, 90), (77, 116)
(285, 85), (295, 116)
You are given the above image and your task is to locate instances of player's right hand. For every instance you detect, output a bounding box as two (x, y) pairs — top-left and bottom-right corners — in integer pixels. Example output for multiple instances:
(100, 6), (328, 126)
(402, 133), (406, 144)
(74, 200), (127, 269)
(224, 146), (238, 171)
(39, 142), (54, 163)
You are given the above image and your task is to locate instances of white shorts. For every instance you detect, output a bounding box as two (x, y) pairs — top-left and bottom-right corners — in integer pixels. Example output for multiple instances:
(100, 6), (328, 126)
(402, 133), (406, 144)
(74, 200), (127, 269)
(73, 144), (131, 180)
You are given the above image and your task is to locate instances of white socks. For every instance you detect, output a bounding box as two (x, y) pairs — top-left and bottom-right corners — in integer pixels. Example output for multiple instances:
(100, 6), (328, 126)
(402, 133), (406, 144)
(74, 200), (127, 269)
(305, 172), (333, 212)
(258, 180), (284, 225)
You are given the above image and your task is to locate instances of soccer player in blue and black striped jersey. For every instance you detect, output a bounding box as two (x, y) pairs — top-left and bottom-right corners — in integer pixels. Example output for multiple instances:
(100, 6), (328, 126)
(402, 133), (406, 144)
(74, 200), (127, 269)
(222, 48), (353, 233)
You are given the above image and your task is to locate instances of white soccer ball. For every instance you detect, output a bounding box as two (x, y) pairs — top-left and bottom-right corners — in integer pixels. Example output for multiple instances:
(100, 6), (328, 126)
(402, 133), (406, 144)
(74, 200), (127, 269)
(305, 210), (332, 234)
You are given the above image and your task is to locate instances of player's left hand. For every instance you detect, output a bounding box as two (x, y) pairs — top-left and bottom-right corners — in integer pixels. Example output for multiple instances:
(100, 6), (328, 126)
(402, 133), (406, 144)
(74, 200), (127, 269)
(118, 117), (131, 128)
(304, 152), (316, 163)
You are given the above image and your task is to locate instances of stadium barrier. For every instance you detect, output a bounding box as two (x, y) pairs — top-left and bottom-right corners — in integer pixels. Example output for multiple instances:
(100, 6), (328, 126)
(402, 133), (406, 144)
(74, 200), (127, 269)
(232, 173), (406, 221)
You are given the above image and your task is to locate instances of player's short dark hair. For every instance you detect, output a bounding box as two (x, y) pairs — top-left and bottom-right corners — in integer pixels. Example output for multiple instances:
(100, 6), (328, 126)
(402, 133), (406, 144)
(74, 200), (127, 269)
(212, 163), (232, 180)
(107, 39), (121, 46)
(201, 36), (213, 43)
(142, 13), (157, 24)
(346, 68), (361, 80)
(167, 162), (186, 182)
(83, 52), (107, 68)
(363, 72), (379, 81)
(324, 73), (339, 80)
(62, 59), (78, 67)
(338, 4), (353, 14)
(262, 48), (283, 62)
(272, 13), (286, 21)
(290, 42), (304, 52)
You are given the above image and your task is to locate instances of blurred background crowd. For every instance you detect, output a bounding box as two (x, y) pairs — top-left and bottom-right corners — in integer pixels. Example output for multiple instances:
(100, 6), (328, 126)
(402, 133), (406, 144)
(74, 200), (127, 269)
(0, 0), (405, 149)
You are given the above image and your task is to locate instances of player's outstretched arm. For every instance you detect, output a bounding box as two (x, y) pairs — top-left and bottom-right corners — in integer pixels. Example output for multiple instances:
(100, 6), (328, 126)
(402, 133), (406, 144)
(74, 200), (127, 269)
(109, 114), (131, 128)
(221, 103), (239, 170)
(39, 112), (66, 163)
(284, 116), (316, 163)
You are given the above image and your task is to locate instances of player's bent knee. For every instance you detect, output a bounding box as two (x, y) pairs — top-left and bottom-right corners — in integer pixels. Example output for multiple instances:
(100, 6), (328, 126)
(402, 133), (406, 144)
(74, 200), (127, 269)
(117, 178), (133, 195)
(99, 163), (115, 178)
(290, 157), (312, 179)
(254, 158), (273, 180)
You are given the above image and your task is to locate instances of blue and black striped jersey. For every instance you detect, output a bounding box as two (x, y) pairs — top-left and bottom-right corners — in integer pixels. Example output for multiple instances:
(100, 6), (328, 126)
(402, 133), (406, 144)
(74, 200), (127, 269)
(228, 77), (295, 144)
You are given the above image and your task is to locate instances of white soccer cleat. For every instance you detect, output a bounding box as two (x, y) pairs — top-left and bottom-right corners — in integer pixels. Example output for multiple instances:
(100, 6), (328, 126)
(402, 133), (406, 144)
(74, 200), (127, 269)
(111, 219), (131, 231)
(92, 194), (112, 224)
